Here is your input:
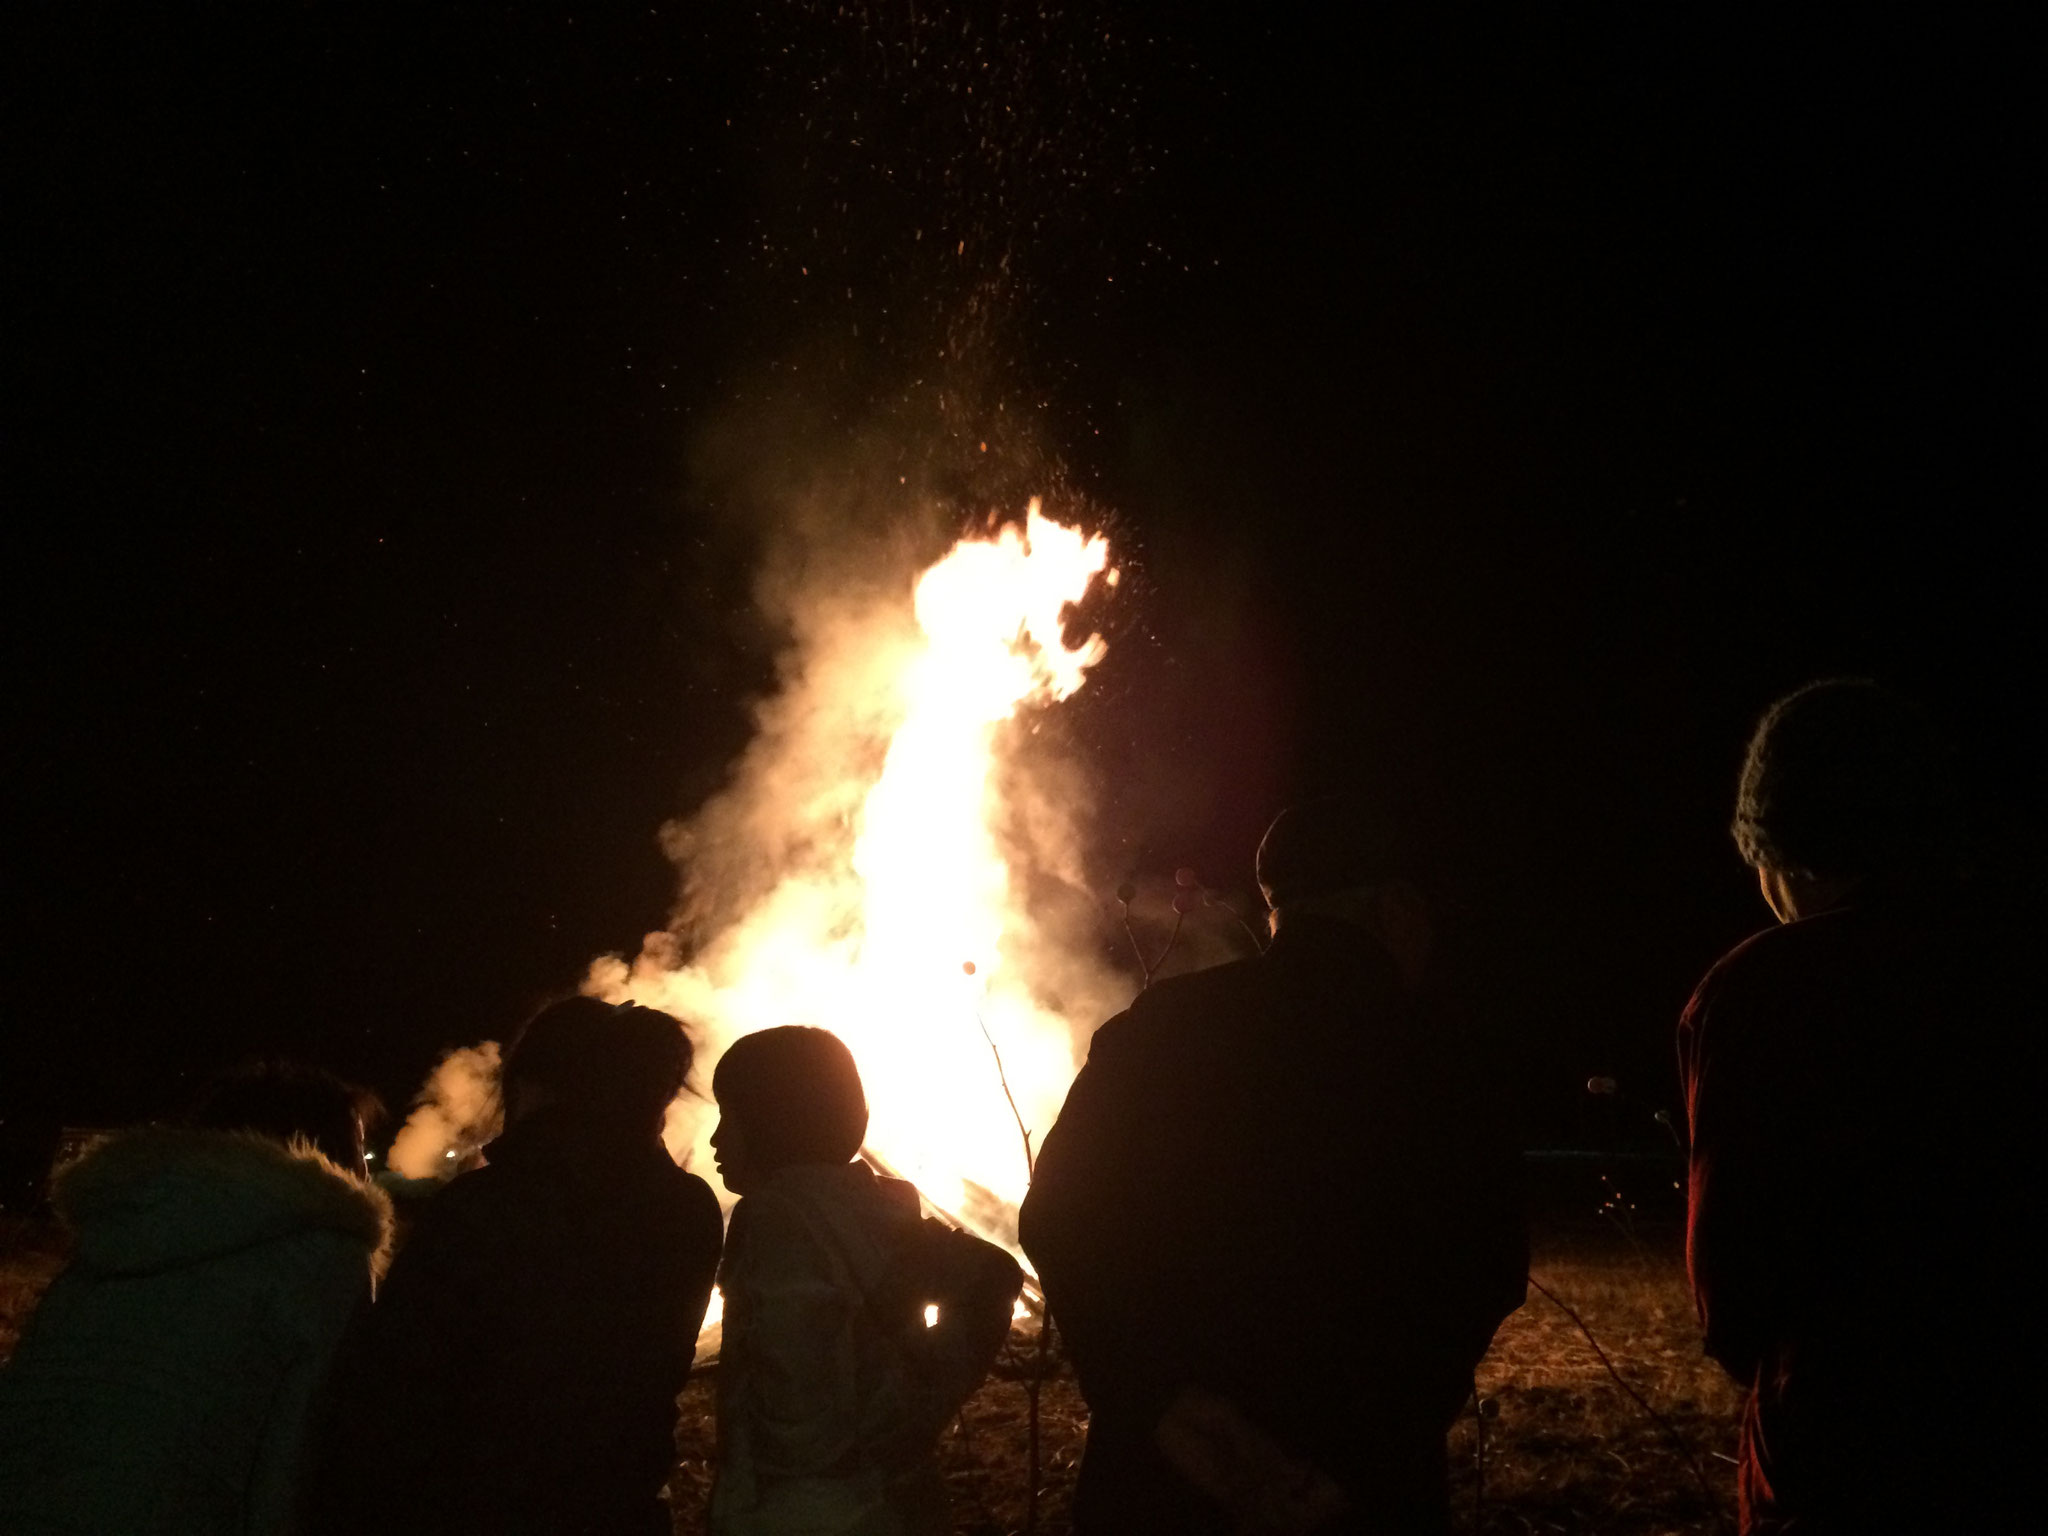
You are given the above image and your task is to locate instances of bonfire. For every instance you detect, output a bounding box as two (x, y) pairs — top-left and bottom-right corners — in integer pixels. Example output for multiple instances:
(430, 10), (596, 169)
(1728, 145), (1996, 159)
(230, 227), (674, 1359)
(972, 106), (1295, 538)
(585, 500), (1124, 1296)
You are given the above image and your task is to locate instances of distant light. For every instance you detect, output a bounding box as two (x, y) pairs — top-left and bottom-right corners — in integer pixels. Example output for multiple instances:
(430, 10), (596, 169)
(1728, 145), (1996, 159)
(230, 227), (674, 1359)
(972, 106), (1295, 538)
(923, 1304), (939, 1329)
(364, 1150), (377, 1161)
(445, 1150), (457, 1160)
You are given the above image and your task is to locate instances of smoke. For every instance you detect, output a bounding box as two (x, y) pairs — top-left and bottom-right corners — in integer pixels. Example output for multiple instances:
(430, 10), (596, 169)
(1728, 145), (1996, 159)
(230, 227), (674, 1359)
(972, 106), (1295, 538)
(385, 1042), (503, 1179)
(391, 3), (1173, 1216)
(567, 1), (1169, 1221)
(581, 445), (1137, 1230)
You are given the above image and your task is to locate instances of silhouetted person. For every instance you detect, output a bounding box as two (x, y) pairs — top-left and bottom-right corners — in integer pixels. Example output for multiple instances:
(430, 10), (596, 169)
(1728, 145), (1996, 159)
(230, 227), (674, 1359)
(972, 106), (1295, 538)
(1021, 800), (1527, 1534)
(0, 1061), (391, 1535)
(1680, 680), (2044, 1532)
(709, 1026), (1021, 1536)
(310, 998), (722, 1536)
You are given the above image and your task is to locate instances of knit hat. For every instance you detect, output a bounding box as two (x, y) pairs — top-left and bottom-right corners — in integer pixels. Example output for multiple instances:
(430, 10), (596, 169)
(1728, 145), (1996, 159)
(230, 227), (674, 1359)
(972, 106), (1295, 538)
(1732, 678), (1963, 878)
(1256, 792), (1432, 907)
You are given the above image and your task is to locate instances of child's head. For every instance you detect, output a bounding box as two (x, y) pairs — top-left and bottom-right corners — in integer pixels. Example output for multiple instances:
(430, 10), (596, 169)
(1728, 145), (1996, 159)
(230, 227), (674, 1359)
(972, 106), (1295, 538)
(710, 1026), (868, 1194)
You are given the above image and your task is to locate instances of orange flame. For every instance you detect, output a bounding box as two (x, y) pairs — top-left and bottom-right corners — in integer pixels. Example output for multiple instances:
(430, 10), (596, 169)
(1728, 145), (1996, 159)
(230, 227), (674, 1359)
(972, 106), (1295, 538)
(590, 500), (1119, 1250)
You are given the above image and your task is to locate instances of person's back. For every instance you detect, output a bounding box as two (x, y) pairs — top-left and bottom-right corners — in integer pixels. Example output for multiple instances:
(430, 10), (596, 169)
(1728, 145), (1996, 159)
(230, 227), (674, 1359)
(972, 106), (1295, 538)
(0, 1063), (391, 1536)
(311, 999), (722, 1536)
(1682, 680), (2045, 1532)
(1021, 803), (1526, 1534)
(707, 1026), (1021, 1536)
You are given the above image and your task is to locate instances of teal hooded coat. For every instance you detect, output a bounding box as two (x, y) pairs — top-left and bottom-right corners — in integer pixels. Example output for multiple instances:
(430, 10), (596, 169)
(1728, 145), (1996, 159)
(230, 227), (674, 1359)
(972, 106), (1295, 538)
(0, 1126), (392, 1535)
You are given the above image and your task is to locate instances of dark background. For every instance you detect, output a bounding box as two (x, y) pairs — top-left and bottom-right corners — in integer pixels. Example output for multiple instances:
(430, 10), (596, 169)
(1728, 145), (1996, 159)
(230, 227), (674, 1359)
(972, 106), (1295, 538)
(5, 6), (2035, 1189)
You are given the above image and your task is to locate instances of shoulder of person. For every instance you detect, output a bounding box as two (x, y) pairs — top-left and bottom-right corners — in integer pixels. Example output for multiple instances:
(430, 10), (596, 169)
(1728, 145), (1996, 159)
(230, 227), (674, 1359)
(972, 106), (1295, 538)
(403, 1158), (505, 1232)
(1686, 919), (1795, 1011)
(1091, 956), (1262, 1057)
(261, 1222), (384, 1333)
(666, 1166), (725, 1242)
(1686, 908), (1868, 1021)
(55, 1126), (392, 1277)
(730, 1180), (829, 1248)
(721, 1184), (848, 1292)
(925, 1220), (1023, 1296)
(576, 1160), (726, 1266)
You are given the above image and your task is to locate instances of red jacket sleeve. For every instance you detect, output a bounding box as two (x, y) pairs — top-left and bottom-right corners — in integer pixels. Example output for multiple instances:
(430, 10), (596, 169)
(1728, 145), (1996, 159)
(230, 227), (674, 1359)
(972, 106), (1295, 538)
(1680, 961), (1786, 1384)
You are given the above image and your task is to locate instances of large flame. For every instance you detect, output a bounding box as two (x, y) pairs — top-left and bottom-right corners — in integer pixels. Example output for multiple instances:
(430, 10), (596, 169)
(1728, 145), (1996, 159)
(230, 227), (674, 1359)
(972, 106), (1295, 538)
(590, 499), (1118, 1247)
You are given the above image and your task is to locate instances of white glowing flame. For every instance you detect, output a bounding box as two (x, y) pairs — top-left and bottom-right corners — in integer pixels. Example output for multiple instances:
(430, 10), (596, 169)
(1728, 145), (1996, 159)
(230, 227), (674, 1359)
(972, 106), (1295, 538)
(593, 500), (1118, 1251)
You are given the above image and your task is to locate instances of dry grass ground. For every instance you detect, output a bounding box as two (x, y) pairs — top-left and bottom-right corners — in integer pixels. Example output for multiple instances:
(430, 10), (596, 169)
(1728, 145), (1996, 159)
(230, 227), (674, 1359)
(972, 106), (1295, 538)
(669, 1212), (1741, 1535)
(0, 1216), (68, 1364)
(1, 1208), (1738, 1535)
(1453, 1217), (1741, 1536)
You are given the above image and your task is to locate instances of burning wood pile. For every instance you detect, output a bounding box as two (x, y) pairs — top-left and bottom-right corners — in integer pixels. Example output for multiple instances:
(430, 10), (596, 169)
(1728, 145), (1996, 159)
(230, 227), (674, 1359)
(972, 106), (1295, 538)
(586, 500), (1128, 1303)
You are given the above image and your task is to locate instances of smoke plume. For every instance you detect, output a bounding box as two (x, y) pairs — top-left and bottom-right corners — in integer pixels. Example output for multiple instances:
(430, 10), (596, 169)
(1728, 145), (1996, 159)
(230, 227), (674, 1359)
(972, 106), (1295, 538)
(385, 1042), (503, 1179)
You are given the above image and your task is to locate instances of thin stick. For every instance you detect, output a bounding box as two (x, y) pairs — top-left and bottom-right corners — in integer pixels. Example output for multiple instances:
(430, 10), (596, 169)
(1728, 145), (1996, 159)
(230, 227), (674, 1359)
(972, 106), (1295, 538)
(1147, 909), (1185, 985)
(1526, 1275), (1732, 1534)
(1119, 897), (1185, 988)
(948, 1401), (1003, 1531)
(1207, 891), (1269, 955)
(1469, 1378), (1488, 1527)
(976, 1007), (1036, 1179)
(974, 1005), (1048, 1534)
(1030, 1308), (1057, 1531)
(1119, 901), (1154, 985)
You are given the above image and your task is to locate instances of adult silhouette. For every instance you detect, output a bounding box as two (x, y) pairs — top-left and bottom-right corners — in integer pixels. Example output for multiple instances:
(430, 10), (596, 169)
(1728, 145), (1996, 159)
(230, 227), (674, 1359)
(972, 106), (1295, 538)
(309, 998), (722, 1536)
(1022, 797), (1526, 1534)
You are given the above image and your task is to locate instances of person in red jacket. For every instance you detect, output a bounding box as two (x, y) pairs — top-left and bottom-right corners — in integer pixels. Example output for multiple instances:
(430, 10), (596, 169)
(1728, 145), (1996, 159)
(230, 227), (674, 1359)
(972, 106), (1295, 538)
(1680, 679), (2043, 1533)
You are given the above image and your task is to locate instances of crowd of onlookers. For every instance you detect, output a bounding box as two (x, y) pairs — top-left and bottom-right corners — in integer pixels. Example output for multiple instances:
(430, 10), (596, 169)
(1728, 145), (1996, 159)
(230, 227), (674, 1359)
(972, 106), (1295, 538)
(0, 1004), (1021, 1536)
(0, 679), (2037, 1535)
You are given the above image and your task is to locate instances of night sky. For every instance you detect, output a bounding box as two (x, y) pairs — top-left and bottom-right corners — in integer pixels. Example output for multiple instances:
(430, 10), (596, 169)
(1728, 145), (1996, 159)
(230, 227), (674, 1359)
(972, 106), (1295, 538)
(6, 7), (2035, 1185)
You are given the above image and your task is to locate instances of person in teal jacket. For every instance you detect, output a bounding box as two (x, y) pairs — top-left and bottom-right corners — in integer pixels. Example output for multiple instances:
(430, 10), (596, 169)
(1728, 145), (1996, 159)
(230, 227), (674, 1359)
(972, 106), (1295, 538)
(0, 1062), (392, 1536)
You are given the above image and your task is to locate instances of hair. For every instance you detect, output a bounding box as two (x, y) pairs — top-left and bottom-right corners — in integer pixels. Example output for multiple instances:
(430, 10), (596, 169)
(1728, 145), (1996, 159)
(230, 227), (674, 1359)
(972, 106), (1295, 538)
(711, 1025), (868, 1175)
(189, 1060), (382, 1169)
(501, 996), (692, 1129)
(1732, 678), (1964, 879)
(1255, 790), (1440, 908)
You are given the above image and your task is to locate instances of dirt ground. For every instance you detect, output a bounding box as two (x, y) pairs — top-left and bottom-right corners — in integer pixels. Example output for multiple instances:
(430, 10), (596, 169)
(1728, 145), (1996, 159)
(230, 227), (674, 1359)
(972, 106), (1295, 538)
(667, 1212), (1739, 1535)
(0, 1217), (67, 1364)
(2, 1209), (1738, 1535)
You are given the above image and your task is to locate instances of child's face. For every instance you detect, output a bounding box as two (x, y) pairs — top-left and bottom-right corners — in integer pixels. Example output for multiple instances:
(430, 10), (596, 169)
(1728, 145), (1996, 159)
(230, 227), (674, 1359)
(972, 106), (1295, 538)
(710, 1111), (755, 1195)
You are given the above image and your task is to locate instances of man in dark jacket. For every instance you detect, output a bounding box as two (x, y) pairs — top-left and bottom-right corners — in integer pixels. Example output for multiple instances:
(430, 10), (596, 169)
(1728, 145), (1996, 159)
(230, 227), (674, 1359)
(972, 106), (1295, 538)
(1020, 800), (1526, 1535)
(1680, 680), (2043, 1533)
(310, 998), (723, 1536)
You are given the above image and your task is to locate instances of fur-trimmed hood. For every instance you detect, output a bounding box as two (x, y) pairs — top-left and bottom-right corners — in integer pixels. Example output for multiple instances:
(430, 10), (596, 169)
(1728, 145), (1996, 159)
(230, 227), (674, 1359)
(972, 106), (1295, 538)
(53, 1125), (393, 1280)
